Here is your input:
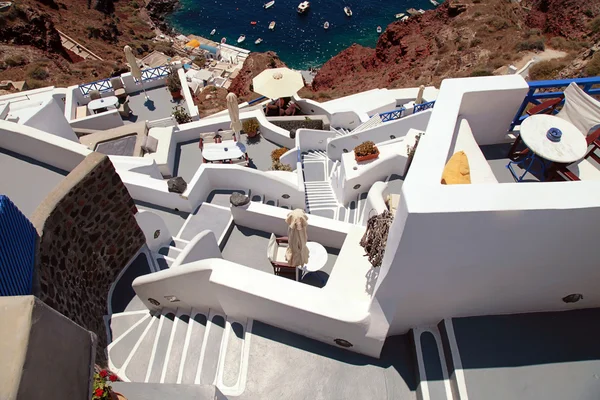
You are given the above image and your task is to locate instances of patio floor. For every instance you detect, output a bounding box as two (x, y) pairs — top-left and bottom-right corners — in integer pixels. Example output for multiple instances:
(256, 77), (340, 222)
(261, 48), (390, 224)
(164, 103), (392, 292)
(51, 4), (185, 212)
(481, 143), (542, 183)
(173, 135), (283, 183)
(221, 224), (339, 288)
(124, 86), (186, 124)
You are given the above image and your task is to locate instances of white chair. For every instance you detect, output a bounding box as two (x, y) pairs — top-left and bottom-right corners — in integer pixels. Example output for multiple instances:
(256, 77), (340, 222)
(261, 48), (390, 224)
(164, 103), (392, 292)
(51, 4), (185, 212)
(556, 82), (600, 137)
(266, 234), (296, 279)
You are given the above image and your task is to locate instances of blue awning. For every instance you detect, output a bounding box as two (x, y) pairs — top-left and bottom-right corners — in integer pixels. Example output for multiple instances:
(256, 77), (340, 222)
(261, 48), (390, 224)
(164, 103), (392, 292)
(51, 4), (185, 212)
(200, 44), (218, 54)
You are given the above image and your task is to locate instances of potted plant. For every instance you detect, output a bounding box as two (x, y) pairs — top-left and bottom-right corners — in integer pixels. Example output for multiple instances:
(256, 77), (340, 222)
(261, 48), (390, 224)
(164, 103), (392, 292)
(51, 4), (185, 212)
(404, 132), (423, 176)
(167, 73), (182, 99)
(271, 147), (289, 163)
(172, 106), (192, 124)
(93, 369), (125, 400)
(354, 141), (380, 162)
(242, 118), (260, 138)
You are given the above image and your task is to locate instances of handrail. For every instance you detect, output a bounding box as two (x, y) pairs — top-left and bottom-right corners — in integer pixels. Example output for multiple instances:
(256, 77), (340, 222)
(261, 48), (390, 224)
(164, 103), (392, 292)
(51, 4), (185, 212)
(413, 100), (435, 113)
(510, 77), (600, 129)
(248, 95), (267, 105)
(379, 107), (406, 122)
(79, 66), (171, 96)
(140, 65), (170, 83)
(78, 78), (111, 96)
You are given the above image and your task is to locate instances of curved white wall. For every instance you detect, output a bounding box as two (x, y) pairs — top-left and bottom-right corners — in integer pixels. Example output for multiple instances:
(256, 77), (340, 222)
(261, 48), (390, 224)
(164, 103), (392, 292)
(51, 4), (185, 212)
(135, 210), (172, 252)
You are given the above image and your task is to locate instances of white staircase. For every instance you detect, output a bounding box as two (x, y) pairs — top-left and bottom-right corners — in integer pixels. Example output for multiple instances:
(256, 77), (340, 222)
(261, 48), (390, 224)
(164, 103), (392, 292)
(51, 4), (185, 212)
(351, 114), (384, 133)
(331, 127), (352, 137)
(107, 308), (252, 397)
(156, 238), (190, 269)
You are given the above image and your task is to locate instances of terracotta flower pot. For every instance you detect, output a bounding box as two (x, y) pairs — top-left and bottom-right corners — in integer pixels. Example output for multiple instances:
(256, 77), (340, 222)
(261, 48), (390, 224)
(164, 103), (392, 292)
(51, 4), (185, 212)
(110, 391), (127, 400)
(246, 129), (259, 138)
(355, 147), (380, 163)
(170, 89), (182, 100)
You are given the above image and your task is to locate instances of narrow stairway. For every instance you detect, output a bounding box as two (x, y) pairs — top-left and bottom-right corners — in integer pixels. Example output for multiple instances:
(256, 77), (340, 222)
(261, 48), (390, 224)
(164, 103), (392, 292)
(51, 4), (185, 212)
(107, 308), (252, 397)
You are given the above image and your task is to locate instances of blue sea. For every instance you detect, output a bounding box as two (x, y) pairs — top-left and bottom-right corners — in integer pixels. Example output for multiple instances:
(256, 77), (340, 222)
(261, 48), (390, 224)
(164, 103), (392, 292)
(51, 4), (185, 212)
(168, 0), (437, 70)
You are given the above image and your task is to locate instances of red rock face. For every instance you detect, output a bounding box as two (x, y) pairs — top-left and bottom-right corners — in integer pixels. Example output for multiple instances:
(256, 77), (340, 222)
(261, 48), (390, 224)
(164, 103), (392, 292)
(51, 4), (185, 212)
(527, 0), (595, 39)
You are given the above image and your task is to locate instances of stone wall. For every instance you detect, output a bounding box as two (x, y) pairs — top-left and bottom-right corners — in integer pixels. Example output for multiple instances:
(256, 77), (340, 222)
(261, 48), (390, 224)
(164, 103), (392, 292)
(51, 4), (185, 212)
(30, 152), (145, 365)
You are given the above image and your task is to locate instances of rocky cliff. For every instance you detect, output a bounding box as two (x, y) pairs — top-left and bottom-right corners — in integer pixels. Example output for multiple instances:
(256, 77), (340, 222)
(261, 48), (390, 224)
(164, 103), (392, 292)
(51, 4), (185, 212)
(0, 5), (63, 54)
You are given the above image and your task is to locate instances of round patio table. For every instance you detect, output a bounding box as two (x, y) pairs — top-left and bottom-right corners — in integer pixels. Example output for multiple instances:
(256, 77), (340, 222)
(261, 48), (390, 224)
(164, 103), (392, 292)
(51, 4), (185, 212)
(87, 96), (119, 113)
(297, 241), (328, 283)
(202, 140), (247, 162)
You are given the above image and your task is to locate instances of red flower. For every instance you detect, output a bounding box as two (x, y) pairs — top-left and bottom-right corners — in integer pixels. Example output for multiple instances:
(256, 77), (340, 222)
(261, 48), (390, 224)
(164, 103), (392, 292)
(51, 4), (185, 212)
(109, 374), (118, 382)
(94, 388), (104, 397)
(99, 370), (108, 378)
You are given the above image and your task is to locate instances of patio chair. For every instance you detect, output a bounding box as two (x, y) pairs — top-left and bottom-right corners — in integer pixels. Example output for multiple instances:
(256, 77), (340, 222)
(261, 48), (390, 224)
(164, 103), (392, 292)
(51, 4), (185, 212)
(509, 82), (600, 160)
(199, 131), (217, 150)
(551, 135), (600, 181)
(118, 97), (131, 118)
(266, 234), (296, 279)
(110, 77), (128, 101)
(89, 90), (101, 100)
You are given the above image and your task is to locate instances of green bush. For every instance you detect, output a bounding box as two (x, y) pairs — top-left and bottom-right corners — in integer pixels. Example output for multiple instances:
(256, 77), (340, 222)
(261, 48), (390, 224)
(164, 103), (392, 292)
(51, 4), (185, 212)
(27, 65), (48, 80)
(470, 69), (493, 77)
(4, 55), (25, 67)
(549, 36), (590, 51)
(516, 39), (545, 52)
(529, 59), (568, 81)
(470, 38), (482, 47)
(589, 16), (600, 33)
(271, 161), (292, 171)
(586, 53), (600, 77)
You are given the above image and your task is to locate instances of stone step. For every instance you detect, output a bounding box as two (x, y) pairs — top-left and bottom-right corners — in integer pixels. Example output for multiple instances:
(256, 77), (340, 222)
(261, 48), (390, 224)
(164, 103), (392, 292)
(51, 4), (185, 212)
(147, 312), (176, 382)
(158, 246), (182, 259)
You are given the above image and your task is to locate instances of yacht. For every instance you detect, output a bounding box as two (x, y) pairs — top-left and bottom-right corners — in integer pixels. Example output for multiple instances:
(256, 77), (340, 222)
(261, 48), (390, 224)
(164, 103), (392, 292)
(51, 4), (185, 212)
(210, 28), (216, 35)
(237, 34), (246, 43)
(430, 0), (439, 5)
(255, 38), (263, 45)
(297, 1), (310, 14)
(377, 26), (382, 33)
(269, 21), (276, 30)
(395, 13), (405, 19)
(263, 0), (275, 9)
(324, 21), (330, 30)
(344, 6), (352, 17)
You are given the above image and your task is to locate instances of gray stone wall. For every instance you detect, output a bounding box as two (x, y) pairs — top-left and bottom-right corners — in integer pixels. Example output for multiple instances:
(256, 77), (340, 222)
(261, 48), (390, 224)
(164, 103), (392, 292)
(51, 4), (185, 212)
(30, 152), (145, 365)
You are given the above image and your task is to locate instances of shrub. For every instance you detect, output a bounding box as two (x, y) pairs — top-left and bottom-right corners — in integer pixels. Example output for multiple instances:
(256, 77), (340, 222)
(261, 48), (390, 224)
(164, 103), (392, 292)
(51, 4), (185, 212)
(167, 73), (181, 92)
(27, 65), (48, 80)
(25, 79), (45, 89)
(242, 118), (260, 135)
(549, 36), (589, 51)
(153, 42), (176, 57)
(470, 68), (493, 77)
(4, 55), (25, 67)
(529, 59), (568, 81)
(92, 369), (118, 399)
(268, 58), (277, 68)
(516, 39), (545, 52)
(271, 161), (292, 171)
(193, 55), (206, 68)
(271, 147), (289, 162)
(586, 53), (600, 77)
(172, 106), (192, 124)
(470, 38), (482, 47)
(354, 141), (378, 157)
(589, 16), (600, 34)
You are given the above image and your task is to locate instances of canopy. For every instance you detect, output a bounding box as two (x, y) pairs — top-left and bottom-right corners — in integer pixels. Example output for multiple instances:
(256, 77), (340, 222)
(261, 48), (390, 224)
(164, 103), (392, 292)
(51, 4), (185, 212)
(252, 68), (304, 99)
(227, 93), (243, 142)
(186, 39), (200, 48)
(124, 45), (142, 81)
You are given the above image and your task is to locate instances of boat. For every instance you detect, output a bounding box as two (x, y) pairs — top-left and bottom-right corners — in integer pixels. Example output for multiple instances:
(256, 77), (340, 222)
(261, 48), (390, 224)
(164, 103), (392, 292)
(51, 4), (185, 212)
(406, 8), (419, 16)
(395, 13), (405, 19)
(400, 16), (409, 22)
(430, 0), (439, 5)
(237, 34), (246, 43)
(324, 21), (330, 30)
(344, 6), (352, 17)
(269, 21), (276, 30)
(263, 0), (275, 8)
(418, 9), (425, 14)
(255, 38), (263, 45)
(297, 1), (310, 14)
(210, 29), (216, 35)
(251, 21), (257, 25)
(376, 26), (382, 33)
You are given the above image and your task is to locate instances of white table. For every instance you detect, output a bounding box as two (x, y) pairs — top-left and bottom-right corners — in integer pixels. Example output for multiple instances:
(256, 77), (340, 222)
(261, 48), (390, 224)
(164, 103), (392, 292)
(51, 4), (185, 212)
(202, 140), (247, 162)
(520, 115), (588, 163)
(87, 96), (119, 113)
(296, 241), (328, 282)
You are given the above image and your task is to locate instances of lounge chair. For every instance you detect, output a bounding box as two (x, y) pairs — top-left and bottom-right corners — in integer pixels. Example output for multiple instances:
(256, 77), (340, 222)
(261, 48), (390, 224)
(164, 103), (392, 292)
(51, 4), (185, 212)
(118, 97), (131, 118)
(198, 131), (218, 150)
(89, 90), (101, 100)
(110, 78), (128, 101)
(551, 133), (600, 181)
(267, 234), (296, 279)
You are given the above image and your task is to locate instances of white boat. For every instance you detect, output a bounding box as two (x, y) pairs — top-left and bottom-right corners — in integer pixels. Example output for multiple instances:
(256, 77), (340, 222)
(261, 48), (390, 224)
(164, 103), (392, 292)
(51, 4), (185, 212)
(344, 6), (352, 17)
(430, 0), (439, 5)
(297, 1), (310, 14)
(263, 0), (275, 8)
(269, 21), (276, 30)
(324, 21), (330, 30)
(210, 29), (216, 35)
(376, 26), (382, 33)
(418, 9), (425, 14)
(237, 34), (246, 43)
(255, 38), (263, 45)
(400, 16), (409, 22)
(395, 13), (405, 19)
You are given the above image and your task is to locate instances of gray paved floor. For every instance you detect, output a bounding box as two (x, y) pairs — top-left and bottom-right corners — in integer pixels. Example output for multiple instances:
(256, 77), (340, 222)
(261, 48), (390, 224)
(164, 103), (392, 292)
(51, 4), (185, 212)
(0, 148), (68, 217)
(135, 200), (189, 238)
(238, 322), (417, 400)
(481, 143), (541, 183)
(179, 203), (232, 242)
(453, 308), (600, 400)
(243, 135), (281, 171)
(111, 252), (153, 313)
(221, 224), (339, 288)
(126, 86), (186, 124)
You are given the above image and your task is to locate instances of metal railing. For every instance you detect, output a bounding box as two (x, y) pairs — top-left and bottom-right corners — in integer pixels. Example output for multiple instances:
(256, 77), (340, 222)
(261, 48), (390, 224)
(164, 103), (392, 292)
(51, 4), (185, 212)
(248, 96), (267, 106)
(413, 100), (435, 113)
(79, 78), (112, 96)
(510, 77), (600, 129)
(379, 107), (406, 122)
(140, 65), (170, 82)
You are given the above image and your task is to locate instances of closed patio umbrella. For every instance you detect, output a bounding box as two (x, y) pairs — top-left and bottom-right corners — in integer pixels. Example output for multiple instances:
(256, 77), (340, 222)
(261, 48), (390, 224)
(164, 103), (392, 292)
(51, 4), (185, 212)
(227, 92), (243, 142)
(124, 45), (149, 100)
(284, 209), (309, 281)
(252, 67), (304, 99)
(415, 85), (425, 105)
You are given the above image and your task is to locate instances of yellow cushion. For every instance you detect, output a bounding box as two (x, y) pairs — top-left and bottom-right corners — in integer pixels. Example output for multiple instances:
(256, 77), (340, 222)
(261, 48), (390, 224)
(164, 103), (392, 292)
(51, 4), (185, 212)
(441, 151), (471, 185)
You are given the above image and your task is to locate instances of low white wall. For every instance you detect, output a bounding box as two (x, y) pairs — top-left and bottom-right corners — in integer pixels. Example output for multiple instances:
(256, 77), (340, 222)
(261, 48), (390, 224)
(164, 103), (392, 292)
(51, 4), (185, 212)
(327, 110), (432, 161)
(183, 164), (213, 207)
(69, 109), (124, 131)
(0, 121), (90, 171)
(231, 202), (351, 249)
(279, 147), (298, 170)
(118, 170), (193, 212)
(172, 230), (222, 267)
(121, 72), (168, 94)
(330, 110), (364, 129)
(23, 99), (78, 142)
(110, 155), (163, 179)
(177, 68), (200, 121)
(295, 98), (332, 118)
(135, 210), (172, 252)
(361, 181), (389, 225)
(296, 128), (336, 152)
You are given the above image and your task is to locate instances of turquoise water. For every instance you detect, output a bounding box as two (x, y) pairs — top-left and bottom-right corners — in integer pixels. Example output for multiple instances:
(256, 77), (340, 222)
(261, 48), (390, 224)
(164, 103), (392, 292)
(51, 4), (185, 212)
(168, 0), (436, 69)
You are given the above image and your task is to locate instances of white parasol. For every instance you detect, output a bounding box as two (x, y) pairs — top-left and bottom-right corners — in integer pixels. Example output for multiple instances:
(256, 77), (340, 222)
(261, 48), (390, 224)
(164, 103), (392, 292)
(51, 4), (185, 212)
(124, 45), (149, 100)
(284, 209), (309, 281)
(226, 92), (243, 142)
(252, 67), (304, 99)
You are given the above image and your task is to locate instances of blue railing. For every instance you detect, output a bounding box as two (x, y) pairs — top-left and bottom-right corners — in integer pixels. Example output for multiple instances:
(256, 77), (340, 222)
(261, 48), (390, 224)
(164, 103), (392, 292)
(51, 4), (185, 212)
(79, 78), (112, 96)
(413, 100), (436, 113)
(510, 77), (600, 129)
(140, 65), (170, 83)
(379, 107), (406, 122)
(248, 96), (267, 106)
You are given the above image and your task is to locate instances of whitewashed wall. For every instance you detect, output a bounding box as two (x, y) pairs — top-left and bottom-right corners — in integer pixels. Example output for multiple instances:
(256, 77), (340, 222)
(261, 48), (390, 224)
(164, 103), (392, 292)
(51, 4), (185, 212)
(172, 230), (222, 267)
(23, 99), (78, 141)
(69, 109), (124, 131)
(135, 210), (172, 252)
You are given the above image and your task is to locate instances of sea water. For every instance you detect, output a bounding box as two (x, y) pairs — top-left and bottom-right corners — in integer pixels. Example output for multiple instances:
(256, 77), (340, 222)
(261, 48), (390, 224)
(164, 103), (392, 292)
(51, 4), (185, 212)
(168, 0), (436, 70)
